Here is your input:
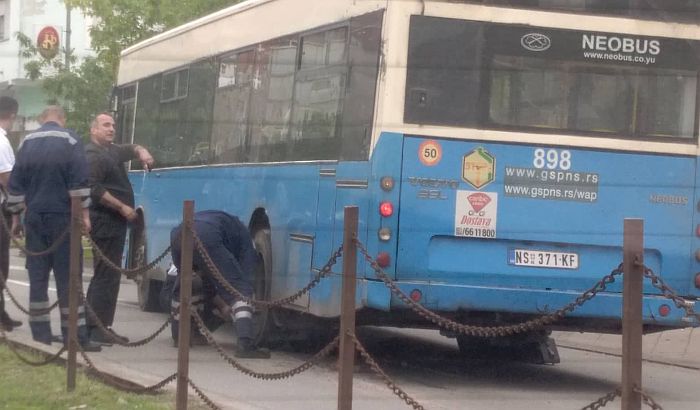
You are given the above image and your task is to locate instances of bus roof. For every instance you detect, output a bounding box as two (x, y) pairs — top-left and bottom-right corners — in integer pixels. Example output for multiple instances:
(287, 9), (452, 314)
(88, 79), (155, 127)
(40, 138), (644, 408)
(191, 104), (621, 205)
(117, 0), (388, 85)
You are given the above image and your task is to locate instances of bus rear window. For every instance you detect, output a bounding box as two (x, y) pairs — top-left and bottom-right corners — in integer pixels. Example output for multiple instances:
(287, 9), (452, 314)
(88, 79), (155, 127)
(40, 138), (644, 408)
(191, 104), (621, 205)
(405, 16), (700, 140)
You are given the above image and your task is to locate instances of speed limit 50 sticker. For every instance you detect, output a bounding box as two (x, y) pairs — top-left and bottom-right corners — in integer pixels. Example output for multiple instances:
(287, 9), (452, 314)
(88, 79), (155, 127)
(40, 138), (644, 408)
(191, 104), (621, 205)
(455, 191), (498, 239)
(418, 140), (442, 166)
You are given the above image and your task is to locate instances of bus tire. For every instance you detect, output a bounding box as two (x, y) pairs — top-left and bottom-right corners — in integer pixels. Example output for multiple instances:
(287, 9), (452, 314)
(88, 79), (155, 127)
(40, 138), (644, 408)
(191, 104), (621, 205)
(129, 217), (162, 312)
(252, 228), (273, 346)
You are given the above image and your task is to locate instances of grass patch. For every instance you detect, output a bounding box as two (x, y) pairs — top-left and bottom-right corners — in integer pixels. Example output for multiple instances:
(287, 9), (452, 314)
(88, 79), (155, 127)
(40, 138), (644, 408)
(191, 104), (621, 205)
(0, 344), (180, 409)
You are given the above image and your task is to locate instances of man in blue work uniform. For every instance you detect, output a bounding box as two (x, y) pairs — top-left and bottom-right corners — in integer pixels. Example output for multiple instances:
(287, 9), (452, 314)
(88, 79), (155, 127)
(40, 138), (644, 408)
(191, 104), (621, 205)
(170, 210), (269, 359)
(7, 106), (101, 351)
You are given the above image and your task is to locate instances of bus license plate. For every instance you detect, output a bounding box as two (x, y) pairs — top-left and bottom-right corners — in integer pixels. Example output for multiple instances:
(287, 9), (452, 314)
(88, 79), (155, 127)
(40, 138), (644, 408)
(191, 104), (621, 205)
(508, 249), (579, 270)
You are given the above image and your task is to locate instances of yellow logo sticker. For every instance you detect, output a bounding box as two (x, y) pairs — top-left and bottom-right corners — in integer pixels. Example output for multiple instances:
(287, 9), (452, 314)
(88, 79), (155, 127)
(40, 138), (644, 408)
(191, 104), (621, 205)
(462, 147), (495, 190)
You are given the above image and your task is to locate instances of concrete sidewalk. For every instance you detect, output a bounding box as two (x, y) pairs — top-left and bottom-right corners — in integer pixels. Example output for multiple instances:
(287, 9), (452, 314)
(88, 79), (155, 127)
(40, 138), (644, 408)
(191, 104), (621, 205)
(553, 328), (700, 369)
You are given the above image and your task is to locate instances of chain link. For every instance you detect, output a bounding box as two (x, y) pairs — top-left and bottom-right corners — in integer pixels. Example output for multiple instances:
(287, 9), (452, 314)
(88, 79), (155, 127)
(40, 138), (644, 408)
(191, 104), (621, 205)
(642, 266), (700, 322)
(0, 325), (67, 366)
(1, 268), (59, 316)
(187, 378), (222, 410)
(76, 340), (178, 394)
(81, 292), (172, 347)
(356, 239), (622, 338)
(192, 229), (342, 307)
(580, 389), (621, 410)
(0, 212), (70, 257)
(191, 309), (339, 380)
(86, 235), (171, 280)
(635, 387), (664, 410)
(349, 332), (425, 410)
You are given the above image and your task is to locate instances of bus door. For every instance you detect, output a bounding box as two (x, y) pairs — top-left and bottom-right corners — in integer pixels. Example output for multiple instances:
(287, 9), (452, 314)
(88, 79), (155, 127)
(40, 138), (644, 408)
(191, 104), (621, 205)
(311, 162), (370, 316)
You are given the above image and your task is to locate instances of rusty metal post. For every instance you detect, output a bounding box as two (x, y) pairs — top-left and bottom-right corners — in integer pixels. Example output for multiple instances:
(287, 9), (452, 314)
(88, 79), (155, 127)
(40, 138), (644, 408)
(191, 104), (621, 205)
(622, 219), (643, 410)
(66, 196), (81, 391)
(176, 201), (195, 410)
(338, 206), (358, 410)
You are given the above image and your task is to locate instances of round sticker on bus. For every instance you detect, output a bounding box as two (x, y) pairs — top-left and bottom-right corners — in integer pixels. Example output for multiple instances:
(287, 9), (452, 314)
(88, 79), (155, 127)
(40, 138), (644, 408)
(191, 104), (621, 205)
(418, 140), (442, 166)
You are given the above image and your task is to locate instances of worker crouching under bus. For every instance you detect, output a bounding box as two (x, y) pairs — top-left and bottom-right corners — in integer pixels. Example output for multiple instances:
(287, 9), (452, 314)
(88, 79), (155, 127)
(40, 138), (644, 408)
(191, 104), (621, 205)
(169, 210), (270, 359)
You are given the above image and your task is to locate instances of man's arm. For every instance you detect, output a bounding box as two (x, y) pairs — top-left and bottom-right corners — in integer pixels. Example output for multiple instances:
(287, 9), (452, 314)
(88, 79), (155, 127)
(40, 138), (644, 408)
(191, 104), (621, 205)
(0, 172), (9, 189)
(117, 144), (154, 170)
(67, 139), (92, 234)
(98, 190), (138, 222)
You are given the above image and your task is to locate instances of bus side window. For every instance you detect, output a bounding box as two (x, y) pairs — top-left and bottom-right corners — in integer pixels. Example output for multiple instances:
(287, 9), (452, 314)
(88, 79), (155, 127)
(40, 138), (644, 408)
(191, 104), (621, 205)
(211, 50), (256, 164)
(248, 36), (298, 163)
(340, 10), (383, 161)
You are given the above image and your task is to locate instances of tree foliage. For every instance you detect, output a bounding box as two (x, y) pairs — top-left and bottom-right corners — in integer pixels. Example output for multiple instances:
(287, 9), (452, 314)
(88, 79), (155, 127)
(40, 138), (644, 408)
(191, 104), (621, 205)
(19, 0), (241, 137)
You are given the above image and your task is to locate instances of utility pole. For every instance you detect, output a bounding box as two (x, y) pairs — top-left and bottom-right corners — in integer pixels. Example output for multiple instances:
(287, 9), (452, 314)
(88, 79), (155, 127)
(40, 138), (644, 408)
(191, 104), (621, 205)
(65, 4), (72, 71)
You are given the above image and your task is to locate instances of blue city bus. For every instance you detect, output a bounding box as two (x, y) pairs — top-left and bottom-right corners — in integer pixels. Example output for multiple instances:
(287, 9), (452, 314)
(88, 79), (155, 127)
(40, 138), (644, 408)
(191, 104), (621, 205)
(117, 0), (700, 360)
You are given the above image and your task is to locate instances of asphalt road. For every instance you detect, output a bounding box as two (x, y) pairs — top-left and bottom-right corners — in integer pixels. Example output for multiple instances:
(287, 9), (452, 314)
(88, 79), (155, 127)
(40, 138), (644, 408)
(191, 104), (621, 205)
(4, 251), (699, 410)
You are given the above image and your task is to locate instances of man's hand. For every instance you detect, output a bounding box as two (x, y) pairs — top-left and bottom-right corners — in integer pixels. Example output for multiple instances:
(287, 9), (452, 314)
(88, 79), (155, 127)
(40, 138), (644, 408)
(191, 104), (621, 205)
(10, 214), (23, 238)
(135, 145), (154, 171)
(81, 209), (91, 235)
(120, 204), (138, 223)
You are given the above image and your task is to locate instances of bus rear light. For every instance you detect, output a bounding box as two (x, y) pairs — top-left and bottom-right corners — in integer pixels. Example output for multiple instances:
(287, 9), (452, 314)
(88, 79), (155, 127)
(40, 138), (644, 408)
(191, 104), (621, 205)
(410, 289), (422, 303)
(696, 250), (700, 262)
(380, 176), (395, 192)
(378, 228), (392, 242)
(696, 225), (700, 237)
(380, 202), (394, 217)
(658, 304), (671, 317)
(376, 252), (391, 268)
(695, 273), (700, 289)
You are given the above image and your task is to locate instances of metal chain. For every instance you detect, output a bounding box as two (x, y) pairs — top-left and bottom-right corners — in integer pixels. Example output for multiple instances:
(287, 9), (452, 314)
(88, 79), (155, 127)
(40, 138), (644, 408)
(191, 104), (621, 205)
(86, 235), (171, 279)
(0, 212), (70, 257)
(77, 341), (178, 394)
(81, 292), (172, 347)
(350, 332), (425, 410)
(191, 309), (339, 380)
(0, 325), (67, 366)
(580, 389), (621, 410)
(356, 239), (623, 338)
(642, 265), (700, 322)
(1, 268), (59, 316)
(188, 378), (222, 410)
(192, 229), (342, 307)
(635, 387), (664, 410)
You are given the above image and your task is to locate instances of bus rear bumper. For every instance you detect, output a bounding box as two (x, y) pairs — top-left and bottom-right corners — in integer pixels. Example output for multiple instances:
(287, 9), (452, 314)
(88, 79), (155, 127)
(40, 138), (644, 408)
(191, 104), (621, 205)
(362, 280), (700, 329)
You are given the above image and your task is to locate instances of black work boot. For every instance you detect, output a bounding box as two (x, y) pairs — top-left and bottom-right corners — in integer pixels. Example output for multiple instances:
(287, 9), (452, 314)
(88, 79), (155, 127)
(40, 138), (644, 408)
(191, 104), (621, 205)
(1, 311), (22, 331)
(235, 337), (270, 359)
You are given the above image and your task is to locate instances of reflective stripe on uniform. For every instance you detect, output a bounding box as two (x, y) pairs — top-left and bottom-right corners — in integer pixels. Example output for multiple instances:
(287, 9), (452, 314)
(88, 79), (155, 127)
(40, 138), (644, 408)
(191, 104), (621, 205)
(19, 130), (77, 150)
(68, 188), (90, 197)
(232, 300), (253, 320)
(30, 301), (51, 309)
(29, 314), (50, 323)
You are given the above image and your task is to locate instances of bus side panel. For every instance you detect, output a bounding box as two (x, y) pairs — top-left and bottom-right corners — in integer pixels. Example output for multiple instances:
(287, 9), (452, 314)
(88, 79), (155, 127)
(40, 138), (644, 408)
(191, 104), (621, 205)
(130, 164), (322, 307)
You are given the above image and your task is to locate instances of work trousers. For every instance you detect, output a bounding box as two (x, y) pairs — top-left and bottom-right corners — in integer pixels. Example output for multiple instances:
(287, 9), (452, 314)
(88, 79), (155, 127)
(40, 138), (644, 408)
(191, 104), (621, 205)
(170, 273), (224, 342)
(25, 212), (88, 345)
(86, 232), (126, 330)
(0, 209), (11, 320)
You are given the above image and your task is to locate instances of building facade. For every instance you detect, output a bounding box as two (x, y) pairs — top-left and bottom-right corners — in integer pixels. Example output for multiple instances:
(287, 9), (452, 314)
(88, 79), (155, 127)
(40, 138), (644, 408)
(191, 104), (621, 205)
(0, 0), (92, 143)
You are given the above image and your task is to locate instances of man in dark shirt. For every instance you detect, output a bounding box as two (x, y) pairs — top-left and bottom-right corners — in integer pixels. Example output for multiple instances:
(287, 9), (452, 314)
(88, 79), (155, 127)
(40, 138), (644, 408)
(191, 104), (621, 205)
(7, 106), (100, 351)
(85, 112), (153, 345)
(170, 210), (269, 358)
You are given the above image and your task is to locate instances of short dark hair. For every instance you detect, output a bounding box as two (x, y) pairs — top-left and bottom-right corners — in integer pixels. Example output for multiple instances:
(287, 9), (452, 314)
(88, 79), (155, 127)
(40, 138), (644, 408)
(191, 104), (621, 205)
(0, 97), (18, 121)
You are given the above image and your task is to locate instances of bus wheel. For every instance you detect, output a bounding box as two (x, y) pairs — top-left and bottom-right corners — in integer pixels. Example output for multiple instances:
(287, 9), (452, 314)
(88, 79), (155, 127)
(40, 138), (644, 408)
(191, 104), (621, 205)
(130, 221), (162, 312)
(252, 228), (273, 346)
